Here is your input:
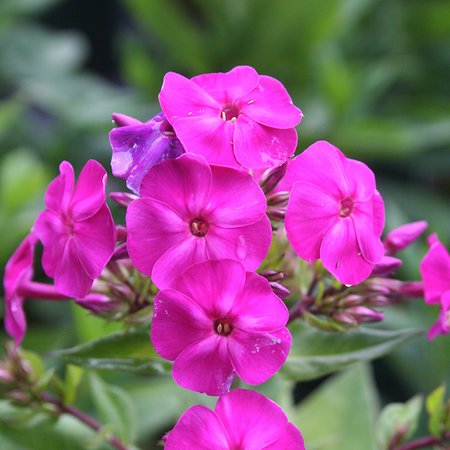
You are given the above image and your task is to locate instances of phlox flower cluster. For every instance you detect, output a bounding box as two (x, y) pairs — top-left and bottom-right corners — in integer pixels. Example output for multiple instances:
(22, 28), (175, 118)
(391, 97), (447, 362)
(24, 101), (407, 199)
(3, 65), (448, 448)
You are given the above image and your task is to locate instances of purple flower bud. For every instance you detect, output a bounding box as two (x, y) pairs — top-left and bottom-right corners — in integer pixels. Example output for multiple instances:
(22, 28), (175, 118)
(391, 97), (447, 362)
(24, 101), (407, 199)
(371, 256), (403, 276)
(346, 306), (384, 323)
(384, 221), (428, 255)
(270, 281), (290, 299)
(110, 192), (138, 208)
(333, 311), (358, 326)
(75, 294), (120, 314)
(112, 112), (143, 127)
(259, 161), (288, 194)
(400, 281), (424, 298)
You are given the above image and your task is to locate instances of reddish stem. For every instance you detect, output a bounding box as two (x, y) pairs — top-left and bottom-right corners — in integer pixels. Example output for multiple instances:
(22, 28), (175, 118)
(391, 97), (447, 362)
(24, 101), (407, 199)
(40, 392), (129, 450)
(394, 432), (450, 450)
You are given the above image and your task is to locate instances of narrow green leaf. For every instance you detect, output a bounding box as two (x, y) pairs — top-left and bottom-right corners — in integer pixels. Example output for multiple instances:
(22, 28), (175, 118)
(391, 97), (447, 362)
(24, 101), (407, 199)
(426, 384), (446, 437)
(282, 323), (421, 381)
(376, 395), (423, 450)
(63, 365), (84, 406)
(291, 364), (379, 450)
(89, 373), (137, 444)
(52, 329), (172, 375)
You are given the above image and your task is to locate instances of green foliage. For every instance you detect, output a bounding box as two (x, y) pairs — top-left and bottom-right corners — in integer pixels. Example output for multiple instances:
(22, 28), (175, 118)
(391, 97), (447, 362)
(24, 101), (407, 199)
(426, 384), (448, 438)
(282, 323), (421, 381)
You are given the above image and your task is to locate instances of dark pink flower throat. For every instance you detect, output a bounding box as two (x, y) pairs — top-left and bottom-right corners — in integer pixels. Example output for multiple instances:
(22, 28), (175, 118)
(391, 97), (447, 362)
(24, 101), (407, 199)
(214, 318), (233, 336)
(220, 104), (240, 122)
(339, 197), (354, 218)
(190, 217), (209, 237)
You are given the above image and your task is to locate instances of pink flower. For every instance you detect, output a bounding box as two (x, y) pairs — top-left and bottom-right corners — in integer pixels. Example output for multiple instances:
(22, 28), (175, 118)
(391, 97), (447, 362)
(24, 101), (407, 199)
(158, 65), (302, 169)
(109, 112), (184, 194)
(419, 234), (450, 340)
(285, 141), (385, 285)
(3, 234), (36, 345)
(151, 260), (291, 395)
(126, 153), (272, 288)
(34, 160), (116, 298)
(165, 389), (305, 450)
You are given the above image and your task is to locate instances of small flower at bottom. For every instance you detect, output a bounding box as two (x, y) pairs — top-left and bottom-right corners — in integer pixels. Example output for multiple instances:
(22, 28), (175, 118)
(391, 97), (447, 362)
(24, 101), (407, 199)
(164, 388), (305, 449)
(150, 259), (291, 396)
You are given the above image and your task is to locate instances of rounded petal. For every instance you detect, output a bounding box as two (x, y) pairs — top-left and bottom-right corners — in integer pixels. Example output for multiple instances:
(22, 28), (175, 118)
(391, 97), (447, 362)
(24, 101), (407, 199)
(285, 141), (349, 199)
(139, 153), (213, 217)
(228, 327), (291, 385)
(173, 335), (235, 395)
(126, 198), (188, 277)
(262, 423), (305, 450)
(151, 236), (208, 289)
(206, 216), (272, 271)
(372, 190), (385, 237)
(215, 389), (290, 450)
(352, 200), (384, 264)
(53, 239), (94, 298)
(173, 259), (247, 320)
(192, 65), (259, 104)
(73, 204), (116, 279)
(165, 405), (230, 450)
(233, 116), (297, 169)
(171, 116), (239, 167)
(285, 181), (339, 261)
(321, 219), (374, 285)
(207, 164), (267, 227)
(70, 160), (107, 221)
(159, 71), (220, 123)
(239, 75), (302, 129)
(420, 240), (450, 304)
(233, 272), (289, 332)
(45, 161), (74, 215)
(151, 289), (211, 360)
(343, 157), (376, 202)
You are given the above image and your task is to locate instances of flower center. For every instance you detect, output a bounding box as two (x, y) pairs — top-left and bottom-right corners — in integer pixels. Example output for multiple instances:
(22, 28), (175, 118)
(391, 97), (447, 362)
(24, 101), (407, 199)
(339, 197), (354, 218)
(189, 217), (209, 237)
(214, 319), (233, 336)
(220, 104), (240, 122)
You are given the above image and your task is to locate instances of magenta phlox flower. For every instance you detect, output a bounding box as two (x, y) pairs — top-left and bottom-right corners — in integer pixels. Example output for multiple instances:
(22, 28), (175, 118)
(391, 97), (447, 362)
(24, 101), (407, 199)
(285, 141), (385, 285)
(151, 260), (291, 395)
(158, 65), (302, 169)
(3, 234), (36, 345)
(165, 388), (305, 449)
(34, 160), (116, 298)
(109, 112), (185, 194)
(419, 234), (450, 339)
(126, 153), (272, 288)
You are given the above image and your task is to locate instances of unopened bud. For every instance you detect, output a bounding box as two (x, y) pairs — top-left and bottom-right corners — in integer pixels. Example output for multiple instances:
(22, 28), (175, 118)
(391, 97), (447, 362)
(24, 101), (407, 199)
(270, 282), (290, 299)
(112, 112), (142, 127)
(333, 311), (358, 326)
(384, 221), (428, 255)
(266, 191), (290, 207)
(267, 206), (287, 223)
(340, 294), (364, 307)
(259, 162), (288, 195)
(261, 270), (286, 282)
(371, 256), (403, 276)
(0, 368), (13, 383)
(399, 281), (424, 298)
(76, 294), (120, 314)
(346, 306), (384, 323)
(110, 191), (139, 208)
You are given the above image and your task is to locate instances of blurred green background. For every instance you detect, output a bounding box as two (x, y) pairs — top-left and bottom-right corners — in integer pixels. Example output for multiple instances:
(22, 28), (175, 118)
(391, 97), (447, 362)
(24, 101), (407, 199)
(0, 0), (449, 448)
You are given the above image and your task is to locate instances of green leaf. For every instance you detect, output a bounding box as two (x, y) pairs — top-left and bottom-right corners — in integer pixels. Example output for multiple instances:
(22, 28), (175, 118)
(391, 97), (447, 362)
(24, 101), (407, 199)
(376, 395), (423, 450)
(88, 372), (137, 444)
(63, 365), (84, 406)
(52, 329), (172, 375)
(291, 364), (379, 450)
(426, 384), (447, 438)
(282, 323), (421, 381)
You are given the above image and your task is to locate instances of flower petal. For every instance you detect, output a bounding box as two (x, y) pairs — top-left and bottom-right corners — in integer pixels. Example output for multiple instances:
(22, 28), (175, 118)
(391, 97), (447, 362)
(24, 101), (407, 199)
(239, 75), (302, 129)
(343, 157), (376, 202)
(321, 219), (374, 285)
(126, 197), (188, 277)
(233, 115), (297, 169)
(262, 423), (305, 450)
(206, 216), (272, 271)
(171, 116), (238, 167)
(173, 259), (246, 320)
(285, 181), (339, 261)
(139, 153), (213, 217)
(233, 272), (289, 332)
(207, 164), (267, 227)
(45, 161), (74, 215)
(151, 289), (211, 360)
(228, 327), (291, 385)
(70, 160), (107, 221)
(159, 71), (220, 123)
(215, 389), (290, 450)
(192, 65), (259, 104)
(173, 335), (235, 395)
(165, 405), (230, 450)
(372, 190), (385, 237)
(73, 205), (116, 279)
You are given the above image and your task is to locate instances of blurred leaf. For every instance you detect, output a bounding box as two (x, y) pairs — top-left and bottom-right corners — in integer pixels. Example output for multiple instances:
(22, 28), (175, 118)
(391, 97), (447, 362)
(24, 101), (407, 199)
(376, 395), (423, 450)
(281, 322), (421, 381)
(63, 365), (84, 406)
(89, 372), (137, 444)
(0, 97), (25, 143)
(292, 364), (378, 450)
(52, 328), (172, 375)
(0, 0), (62, 18)
(426, 384), (446, 438)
